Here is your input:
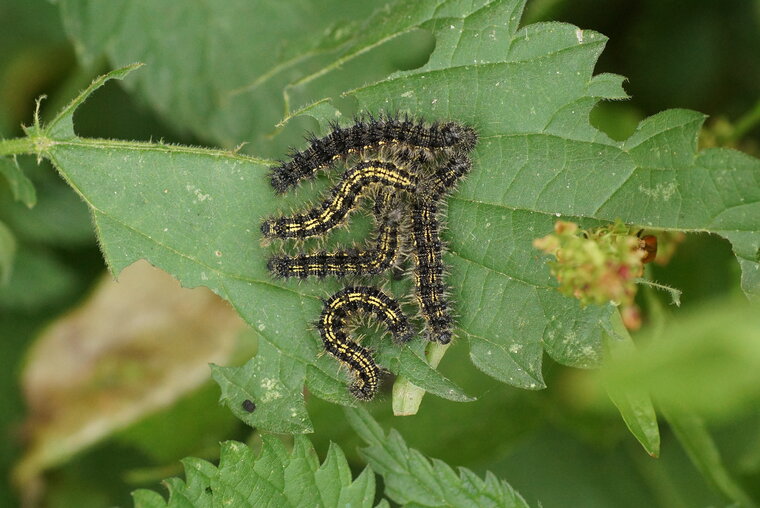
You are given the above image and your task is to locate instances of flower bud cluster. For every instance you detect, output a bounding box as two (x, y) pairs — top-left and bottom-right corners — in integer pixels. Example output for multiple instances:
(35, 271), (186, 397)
(533, 220), (647, 328)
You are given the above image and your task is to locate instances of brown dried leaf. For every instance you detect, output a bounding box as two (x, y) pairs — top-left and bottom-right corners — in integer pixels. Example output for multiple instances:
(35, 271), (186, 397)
(13, 260), (246, 496)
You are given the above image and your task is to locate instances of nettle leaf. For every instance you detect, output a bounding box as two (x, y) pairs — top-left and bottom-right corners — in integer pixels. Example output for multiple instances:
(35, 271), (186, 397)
(298, 0), (760, 381)
(601, 312), (660, 457)
(0, 156), (36, 208)
(346, 407), (530, 508)
(131, 436), (376, 508)
(38, 66), (469, 434)
(42, 0), (760, 431)
(133, 409), (529, 508)
(58, 0), (387, 156)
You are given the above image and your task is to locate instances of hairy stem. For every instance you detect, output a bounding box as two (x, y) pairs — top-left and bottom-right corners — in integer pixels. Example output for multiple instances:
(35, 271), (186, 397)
(0, 137), (36, 158)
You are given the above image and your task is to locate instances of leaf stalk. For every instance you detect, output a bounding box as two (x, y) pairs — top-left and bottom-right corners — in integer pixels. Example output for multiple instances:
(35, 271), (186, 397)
(0, 137), (37, 158)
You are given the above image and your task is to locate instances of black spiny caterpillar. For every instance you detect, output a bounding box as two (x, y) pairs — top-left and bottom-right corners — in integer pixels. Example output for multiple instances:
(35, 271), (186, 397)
(410, 155), (472, 344)
(270, 113), (477, 194)
(317, 286), (413, 400)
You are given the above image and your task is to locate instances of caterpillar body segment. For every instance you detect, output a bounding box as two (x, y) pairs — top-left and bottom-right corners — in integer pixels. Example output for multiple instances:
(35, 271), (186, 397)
(410, 198), (453, 344)
(261, 160), (416, 240)
(317, 286), (413, 400)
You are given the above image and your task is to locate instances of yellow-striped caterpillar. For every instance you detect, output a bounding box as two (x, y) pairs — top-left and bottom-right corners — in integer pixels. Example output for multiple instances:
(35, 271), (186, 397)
(268, 190), (403, 279)
(261, 160), (416, 240)
(410, 155), (472, 344)
(317, 286), (413, 400)
(270, 114), (477, 194)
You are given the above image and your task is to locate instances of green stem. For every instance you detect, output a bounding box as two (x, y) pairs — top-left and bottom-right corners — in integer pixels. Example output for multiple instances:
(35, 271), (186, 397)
(659, 403), (757, 508)
(0, 137), (36, 158)
(392, 342), (450, 416)
(628, 440), (690, 508)
(731, 98), (760, 142)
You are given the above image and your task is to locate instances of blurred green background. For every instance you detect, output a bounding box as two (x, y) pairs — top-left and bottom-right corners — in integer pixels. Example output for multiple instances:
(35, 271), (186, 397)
(1, 0), (759, 506)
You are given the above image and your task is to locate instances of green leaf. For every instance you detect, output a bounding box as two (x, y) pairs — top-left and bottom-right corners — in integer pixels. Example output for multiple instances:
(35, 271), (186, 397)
(598, 296), (760, 505)
(132, 489), (168, 508)
(135, 409), (530, 507)
(36, 66), (469, 432)
(212, 322), (474, 433)
(133, 437), (376, 507)
(0, 156), (36, 207)
(132, 489), (169, 508)
(58, 0), (385, 156)
(660, 405), (756, 508)
(40, 0), (760, 426)
(0, 159), (92, 247)
(45, 62), (143, 140)
(0, 245), (76, 310)
(392, 342), (451, 416)
(0, 219), (15, 285)
(345, 406), (530, 508)
(304, 5), (760, 382)
(601, 311), (660, 457)
(211, 340), (312, 434)
(602, 299), (760, 419)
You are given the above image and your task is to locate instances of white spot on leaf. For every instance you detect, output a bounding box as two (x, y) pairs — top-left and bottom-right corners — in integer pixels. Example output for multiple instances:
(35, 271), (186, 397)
(638, 182), (678, 201)
(186, 184), (211, 202)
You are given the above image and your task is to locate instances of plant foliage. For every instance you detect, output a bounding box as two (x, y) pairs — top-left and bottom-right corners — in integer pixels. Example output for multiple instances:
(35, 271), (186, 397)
(132, 408), (528, 508)
(6, 0), (756, 434)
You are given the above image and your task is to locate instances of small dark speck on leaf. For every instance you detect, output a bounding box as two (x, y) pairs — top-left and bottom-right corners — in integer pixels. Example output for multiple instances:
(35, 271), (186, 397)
(242, 399), (256, 413)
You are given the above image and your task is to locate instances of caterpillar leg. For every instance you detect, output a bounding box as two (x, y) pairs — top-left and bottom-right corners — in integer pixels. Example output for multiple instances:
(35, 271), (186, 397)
(261, 160), (415, 240)
(268, 190), (403, 279)
(317, 286), (413, 400)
